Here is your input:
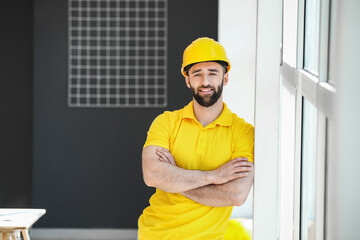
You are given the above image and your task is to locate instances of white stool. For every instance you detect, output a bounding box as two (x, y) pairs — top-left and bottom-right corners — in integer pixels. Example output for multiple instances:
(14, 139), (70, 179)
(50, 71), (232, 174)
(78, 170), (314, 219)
(0, 209), (46, 240)
(1, 229), (29, 240)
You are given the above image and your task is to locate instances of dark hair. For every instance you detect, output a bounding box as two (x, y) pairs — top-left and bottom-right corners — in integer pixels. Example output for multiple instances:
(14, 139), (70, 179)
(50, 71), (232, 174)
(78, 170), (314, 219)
(184, 60), (229, 76)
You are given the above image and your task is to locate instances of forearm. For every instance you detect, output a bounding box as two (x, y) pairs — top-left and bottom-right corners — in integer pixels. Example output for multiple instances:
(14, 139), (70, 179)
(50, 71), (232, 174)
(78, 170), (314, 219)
(144, 160), (213, 193)
(182, 183), (236, 207)
(142, 146), (213, 193)
(143, 146), (252, 194)
(182, 171), (254, 207)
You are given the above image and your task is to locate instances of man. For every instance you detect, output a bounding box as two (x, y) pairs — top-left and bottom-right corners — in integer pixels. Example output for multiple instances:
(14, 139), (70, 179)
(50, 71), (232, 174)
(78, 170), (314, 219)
(138, 37), (254, 240)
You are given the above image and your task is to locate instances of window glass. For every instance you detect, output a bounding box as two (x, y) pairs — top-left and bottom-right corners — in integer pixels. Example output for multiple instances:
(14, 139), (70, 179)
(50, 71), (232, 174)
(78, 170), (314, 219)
(282, 0), (298, 66)
(301, 98), (317, 240)
(304, 0), (320, 75)
(328, 0), (336, 85)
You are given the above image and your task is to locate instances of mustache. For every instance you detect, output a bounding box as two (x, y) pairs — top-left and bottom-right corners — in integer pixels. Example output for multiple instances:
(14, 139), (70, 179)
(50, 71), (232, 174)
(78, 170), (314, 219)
(197, 85), (214, 89)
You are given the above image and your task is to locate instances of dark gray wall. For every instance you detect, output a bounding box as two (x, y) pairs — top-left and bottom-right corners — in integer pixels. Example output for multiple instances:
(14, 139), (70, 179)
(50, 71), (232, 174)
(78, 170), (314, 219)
(0, 0), (220, 228)
(0, 0), (33, 208)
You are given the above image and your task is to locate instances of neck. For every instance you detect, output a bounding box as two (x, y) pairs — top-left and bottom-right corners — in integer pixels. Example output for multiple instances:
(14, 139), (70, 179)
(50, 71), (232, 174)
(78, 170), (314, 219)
(193, 96), (224, 127)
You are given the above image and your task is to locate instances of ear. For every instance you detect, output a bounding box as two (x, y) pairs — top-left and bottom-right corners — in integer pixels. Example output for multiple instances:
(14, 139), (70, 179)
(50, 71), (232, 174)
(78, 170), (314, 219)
(185, 76), (191, 88)
(223, 72), (229, 86)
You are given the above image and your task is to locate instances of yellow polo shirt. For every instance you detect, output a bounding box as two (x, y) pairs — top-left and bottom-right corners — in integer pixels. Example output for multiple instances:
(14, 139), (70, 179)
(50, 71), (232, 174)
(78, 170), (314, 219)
(138, 101), (254, 240)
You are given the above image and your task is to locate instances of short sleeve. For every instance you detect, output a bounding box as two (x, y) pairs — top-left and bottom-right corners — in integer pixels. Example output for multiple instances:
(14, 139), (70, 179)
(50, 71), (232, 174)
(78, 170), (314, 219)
(231, 120), (255, 163)
(143, 112), (171, 150)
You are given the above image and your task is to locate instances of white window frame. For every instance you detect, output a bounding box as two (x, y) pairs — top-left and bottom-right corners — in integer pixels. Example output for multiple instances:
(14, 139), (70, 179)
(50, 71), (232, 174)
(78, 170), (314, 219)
(253, 0), (336, 239)
(278, 0), (335, 240)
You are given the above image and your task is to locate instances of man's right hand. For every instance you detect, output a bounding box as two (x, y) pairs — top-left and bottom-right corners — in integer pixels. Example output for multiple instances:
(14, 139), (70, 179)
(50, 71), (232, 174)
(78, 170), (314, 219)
(156, 148), (177, 166)
(210, 158), (252, 185)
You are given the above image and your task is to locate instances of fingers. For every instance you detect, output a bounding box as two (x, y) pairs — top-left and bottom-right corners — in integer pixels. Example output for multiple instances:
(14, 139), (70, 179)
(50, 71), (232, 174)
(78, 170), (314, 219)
(229, 158), (252, 164)
(228, 158), (253, 178)
(225, 170), (249, 182)
(157, 148), (172, 158)
(156, 150), (170, 163)
(234, 167), (252, 173)
(156, 149), (170, 161)
(232, 157), (249, 161)
(227, 160), (252, 170)
(234, 171), (250, 178)
(156, 148), (176, 166)
(156, 149), (169, 161)
(233, 166), (253, 176)
(231, 168), (251, 179)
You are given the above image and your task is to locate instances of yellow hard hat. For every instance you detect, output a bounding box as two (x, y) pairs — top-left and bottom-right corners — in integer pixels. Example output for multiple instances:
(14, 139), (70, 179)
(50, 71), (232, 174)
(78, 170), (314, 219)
(181, 37), (231, 77)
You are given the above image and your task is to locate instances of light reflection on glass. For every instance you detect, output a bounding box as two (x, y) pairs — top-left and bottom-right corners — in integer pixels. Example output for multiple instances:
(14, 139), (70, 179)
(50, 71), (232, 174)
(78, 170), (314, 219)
(304, 0), (320, 75)
(301, 98), (317, 240)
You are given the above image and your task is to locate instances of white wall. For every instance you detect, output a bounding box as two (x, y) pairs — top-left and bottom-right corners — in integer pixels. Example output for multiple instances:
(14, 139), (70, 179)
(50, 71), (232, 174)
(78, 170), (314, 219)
(218, 0), (257, 218)
(328, 0), (360, 239)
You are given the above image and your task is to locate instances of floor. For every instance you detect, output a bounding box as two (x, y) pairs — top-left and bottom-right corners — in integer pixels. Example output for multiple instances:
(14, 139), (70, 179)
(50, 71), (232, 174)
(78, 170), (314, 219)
(29, 229), (137, 240)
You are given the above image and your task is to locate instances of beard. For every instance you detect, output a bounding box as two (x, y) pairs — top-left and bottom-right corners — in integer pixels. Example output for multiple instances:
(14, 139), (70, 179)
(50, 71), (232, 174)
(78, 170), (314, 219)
(190, 80), (224, 107)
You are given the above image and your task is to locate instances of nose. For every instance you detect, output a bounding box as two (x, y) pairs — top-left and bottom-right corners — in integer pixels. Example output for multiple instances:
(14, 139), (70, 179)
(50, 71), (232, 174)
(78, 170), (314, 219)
(199, 74), (210, 86)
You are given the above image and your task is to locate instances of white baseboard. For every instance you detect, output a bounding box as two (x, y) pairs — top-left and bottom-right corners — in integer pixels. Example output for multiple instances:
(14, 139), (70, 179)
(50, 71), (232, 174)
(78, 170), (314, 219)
(29, 228), (138, 240)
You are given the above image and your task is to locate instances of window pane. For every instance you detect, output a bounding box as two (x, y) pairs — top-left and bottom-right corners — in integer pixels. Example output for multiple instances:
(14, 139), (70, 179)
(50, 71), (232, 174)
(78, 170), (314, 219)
(301, 98), (317, 240)
(282, 0), (298, 66)
(328, 0), (336, 85)
(304, 0), (320, 75)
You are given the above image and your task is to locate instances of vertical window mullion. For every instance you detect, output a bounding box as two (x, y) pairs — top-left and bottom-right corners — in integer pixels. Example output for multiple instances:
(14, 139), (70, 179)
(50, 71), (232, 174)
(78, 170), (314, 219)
(278, 78), (297, 240)
(293, 90), (303, 240)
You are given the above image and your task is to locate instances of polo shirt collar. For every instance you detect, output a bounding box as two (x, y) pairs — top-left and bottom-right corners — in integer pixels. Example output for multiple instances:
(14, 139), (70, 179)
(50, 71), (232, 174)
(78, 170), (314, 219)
(215, 103), (232, 126)
(182, 101), (233, 127)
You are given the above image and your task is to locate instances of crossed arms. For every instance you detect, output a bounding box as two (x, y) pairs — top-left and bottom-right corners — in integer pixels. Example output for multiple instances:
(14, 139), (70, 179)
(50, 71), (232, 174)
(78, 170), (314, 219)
(142, 145), (254, 207)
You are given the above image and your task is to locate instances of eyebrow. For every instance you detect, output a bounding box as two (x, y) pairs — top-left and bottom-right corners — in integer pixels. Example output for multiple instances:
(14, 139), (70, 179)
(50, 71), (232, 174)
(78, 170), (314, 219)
(190, 68), (219, 75)
(190, 69), (202, 75)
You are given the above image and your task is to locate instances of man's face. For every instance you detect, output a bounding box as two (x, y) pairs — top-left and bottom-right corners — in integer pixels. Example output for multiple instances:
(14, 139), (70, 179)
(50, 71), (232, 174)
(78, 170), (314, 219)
(185, 62), (228, 107)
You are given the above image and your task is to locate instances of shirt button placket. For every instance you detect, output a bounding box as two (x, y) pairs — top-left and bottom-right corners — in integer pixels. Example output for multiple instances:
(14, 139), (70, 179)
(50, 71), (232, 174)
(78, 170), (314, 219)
(198, 129), (205, 150)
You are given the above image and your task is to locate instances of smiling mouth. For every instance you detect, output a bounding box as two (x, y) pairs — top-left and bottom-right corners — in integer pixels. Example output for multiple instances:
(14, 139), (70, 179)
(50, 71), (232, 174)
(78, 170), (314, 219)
(199, 88), (213, 94)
